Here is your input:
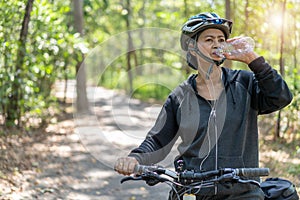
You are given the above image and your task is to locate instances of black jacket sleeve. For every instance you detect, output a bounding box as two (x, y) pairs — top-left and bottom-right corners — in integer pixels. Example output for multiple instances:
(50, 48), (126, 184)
(248, 57), (293, 114)
(128, 95), (180, 164)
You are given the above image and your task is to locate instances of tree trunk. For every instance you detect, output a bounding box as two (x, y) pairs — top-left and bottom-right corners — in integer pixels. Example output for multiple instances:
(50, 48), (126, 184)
(73, 0), (89, 114)
(291, 16), (298, 139)
(126, 33), (133, 94)
(7, 0), (34, 127)
(182, 0), (191, 75)
(225, 0), (231, 20)
(244, 0), (249, 33)
(184, 0), (188, 17)
(63, 60), (69, 104)
(275, 0), (287, 140)
(224, 0), (232, 68)
(125, 0), (135, 94)
(136, 1), (146, 76)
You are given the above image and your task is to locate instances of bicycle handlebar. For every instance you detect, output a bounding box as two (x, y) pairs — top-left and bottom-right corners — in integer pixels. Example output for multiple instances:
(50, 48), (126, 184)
(121, 164), (270, 198)
(133, 164), (269, 180)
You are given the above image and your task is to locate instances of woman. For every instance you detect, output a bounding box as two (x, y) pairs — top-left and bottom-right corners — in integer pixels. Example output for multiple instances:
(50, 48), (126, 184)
(114, 12), (293, 199)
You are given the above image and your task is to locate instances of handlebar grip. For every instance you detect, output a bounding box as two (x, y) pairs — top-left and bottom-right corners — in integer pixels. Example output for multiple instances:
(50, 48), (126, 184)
(236, 168), (269, 177)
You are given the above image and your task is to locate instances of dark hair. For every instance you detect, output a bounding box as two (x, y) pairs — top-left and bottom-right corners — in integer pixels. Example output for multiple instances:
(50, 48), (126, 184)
(186, 33), (200, 69)
(187, 51), (198, 70)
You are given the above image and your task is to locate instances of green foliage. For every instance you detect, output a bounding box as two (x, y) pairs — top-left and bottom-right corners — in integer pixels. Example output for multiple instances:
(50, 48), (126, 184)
(0, 0), (300, 140)
(0, 0), (81, 127)
(131, 84), (171, 103)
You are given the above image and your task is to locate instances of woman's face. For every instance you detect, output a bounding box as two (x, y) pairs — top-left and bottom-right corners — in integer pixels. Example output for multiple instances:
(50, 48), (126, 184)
(197, 28), (226, 61)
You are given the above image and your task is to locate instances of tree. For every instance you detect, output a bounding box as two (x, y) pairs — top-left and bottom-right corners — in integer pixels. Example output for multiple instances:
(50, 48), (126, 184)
(125, 0), (138, 94)
(224, 0), (232, 68)
(6, 0), (34, 127)
(244, 0), (250, 33)
(275, 0), (287, 139)
(73, 0), (89, 114)
(225, 0), (231, 19)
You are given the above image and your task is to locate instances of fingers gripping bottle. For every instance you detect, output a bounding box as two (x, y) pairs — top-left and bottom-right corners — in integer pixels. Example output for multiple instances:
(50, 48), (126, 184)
(215, 37), (255, 58)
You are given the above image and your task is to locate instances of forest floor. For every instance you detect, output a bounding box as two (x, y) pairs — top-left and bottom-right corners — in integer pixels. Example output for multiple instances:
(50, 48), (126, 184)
(0, 82), (299, 199)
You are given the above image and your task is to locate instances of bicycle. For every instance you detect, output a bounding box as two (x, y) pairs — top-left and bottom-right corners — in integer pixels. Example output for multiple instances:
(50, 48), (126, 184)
(120, 163), (270, 200)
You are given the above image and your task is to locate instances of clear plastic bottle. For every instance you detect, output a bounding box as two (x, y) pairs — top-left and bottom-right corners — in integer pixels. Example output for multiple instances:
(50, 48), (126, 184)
(215, 37), (255, 58)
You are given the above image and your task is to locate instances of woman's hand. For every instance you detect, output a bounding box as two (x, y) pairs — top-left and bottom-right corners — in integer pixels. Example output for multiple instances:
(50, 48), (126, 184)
(114, 157), (139, 175)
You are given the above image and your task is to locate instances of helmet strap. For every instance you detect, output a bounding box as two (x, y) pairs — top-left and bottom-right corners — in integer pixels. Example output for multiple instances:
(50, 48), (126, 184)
(188, 39), (225, 79)
(206, 63), (214, 79)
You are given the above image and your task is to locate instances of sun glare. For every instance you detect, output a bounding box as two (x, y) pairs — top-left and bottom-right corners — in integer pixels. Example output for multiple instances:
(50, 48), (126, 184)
(271, 13), (284, 28)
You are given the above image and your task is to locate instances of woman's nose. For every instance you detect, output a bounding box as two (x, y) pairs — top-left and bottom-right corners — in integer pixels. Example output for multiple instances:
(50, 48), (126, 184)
(213, 40), (221, 48)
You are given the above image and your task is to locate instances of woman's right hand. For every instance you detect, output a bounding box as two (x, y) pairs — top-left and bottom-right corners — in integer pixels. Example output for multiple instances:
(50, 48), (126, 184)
(114, 157), (139, 175)
(224, 37), (259, 65)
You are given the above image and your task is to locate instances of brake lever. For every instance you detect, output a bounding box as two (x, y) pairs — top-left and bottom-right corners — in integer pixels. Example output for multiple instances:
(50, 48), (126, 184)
(217, 173), (239, 183)
(120, 175), (142, 184)
(121, 171), (173, 186)
(217, 173), (260, 186)
(141, 172), (162, 186)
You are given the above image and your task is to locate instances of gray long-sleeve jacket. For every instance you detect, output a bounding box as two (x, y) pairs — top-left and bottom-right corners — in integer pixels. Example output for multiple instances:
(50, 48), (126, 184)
(129, 57), (293, 174)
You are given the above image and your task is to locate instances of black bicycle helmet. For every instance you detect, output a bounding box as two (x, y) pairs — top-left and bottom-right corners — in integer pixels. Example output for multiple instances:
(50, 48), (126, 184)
(180, 12), (233, 51)
(180, 12), (233, 70)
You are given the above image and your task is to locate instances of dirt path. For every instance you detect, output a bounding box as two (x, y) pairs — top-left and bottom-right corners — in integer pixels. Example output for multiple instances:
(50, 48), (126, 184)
(1, 82), (171, 200)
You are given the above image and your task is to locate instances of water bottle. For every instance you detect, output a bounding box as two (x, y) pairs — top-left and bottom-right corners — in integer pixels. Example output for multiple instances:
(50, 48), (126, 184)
(215, 37), (255, 58)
